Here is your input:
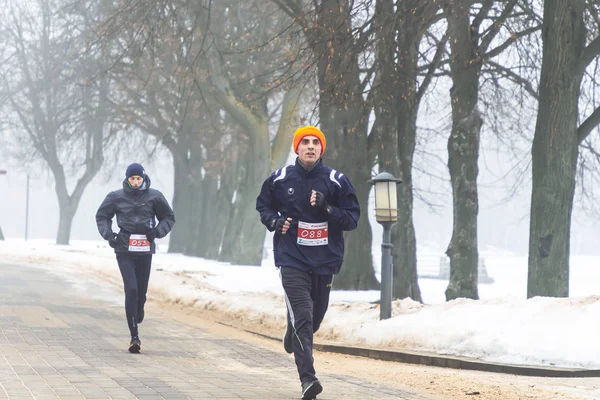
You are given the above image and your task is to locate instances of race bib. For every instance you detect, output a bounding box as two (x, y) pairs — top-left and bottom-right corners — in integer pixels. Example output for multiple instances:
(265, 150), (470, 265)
(129, 234), (150, 252)
(297, 221), (328, 246)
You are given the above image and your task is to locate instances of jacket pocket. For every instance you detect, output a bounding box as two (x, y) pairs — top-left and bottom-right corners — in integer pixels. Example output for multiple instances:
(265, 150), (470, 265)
(117, 231), (130, 251)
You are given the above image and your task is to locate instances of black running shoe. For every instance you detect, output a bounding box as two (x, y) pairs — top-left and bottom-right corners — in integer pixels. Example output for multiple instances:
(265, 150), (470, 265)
(129, 336), (141, 353)
(137, 306), (144, 324)
(283, 314), (293, 354)
(301, 380), (323, 399)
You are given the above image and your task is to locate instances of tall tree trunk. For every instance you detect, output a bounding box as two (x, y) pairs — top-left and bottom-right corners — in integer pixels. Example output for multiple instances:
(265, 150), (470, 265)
(220, 123), (270, 265)
(54, 166), (95, 245)
(169, 151), (194, 253)
(56, 203), (76, 245)
(372, 1), (438, 301)
(205, 175), (233, 259)
(527, 0), (585, 298)
(393, 101), (420, 301)
(373, 0), (398, 294)
(334, 168), (377, 288)
(307, 0), (378, 290)
(52, 117), (104, 245)
(54, 178), (78, 245)
(444, 0), (482, 301)
(271, 88), (302, 170)
(391, 4), (435, 302)
(168, 130), (205, 254)
(191, 174), (224, 259)
(195, 73), (299, 265)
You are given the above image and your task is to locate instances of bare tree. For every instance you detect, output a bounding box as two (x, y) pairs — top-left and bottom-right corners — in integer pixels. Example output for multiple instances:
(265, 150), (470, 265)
(374, 1), (443, 302)
(272, 0), (380, 289)
(528, 0), (600, 297)
(439, 0), (541, 300)
(96, 0), (302, 264)
(192, 1), (303, 264)
(0, 0), (110, 244)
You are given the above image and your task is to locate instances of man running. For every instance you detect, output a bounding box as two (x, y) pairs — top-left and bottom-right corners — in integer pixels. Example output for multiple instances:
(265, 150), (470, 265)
(256, 126), (360, 399)
(96, 163), (175, 353)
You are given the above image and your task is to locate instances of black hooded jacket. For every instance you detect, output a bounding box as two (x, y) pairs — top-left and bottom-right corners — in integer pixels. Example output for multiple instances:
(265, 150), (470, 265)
(95, 174), (175, 255)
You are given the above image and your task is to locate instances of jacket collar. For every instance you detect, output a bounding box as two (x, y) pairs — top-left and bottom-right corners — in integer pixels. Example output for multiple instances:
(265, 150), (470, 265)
(294, 157), (324, 176)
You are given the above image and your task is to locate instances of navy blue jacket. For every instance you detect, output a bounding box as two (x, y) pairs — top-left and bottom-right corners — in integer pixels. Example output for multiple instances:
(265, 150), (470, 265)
(256, 158), (360, 275)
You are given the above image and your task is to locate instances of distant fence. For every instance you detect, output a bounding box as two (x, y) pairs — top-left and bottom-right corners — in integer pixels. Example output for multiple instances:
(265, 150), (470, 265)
(418, 255), (494, 284)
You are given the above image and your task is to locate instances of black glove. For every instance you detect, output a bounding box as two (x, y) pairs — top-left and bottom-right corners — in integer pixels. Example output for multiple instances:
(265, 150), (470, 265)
(313, 191), (333, 214)
(313, 191), (328, 209)
(108, 232), (119, 248)
(146, 228), (157, 242)
(273, 217), (289, 233)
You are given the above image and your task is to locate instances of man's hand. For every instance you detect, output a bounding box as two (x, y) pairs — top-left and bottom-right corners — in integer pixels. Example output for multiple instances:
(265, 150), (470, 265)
(311, 190), (333, 214)
(274, 217), (292, 234)
(146, 228), (157, 242)
(108, 232), (119, 248)
(310, 190), (327, 209)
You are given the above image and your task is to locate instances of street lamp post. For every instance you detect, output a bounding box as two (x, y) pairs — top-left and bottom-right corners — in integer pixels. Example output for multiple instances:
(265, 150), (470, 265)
(369, 172), (402, 320)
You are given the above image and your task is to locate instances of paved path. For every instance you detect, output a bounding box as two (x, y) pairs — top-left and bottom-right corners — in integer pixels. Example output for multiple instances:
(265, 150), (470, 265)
(0, 262), (429, 400)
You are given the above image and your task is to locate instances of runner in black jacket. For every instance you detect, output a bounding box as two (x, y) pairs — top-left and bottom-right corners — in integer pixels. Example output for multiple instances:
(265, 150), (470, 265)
(256, 126), (360, 399)
(96, 163), (175, 353)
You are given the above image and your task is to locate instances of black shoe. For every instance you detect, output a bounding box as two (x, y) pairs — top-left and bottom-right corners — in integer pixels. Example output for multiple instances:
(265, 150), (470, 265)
(301, 380), (323, 399)
(137, 307), (144, 324)
(129, 336), (141, 353)
(283, 314), (293, 354)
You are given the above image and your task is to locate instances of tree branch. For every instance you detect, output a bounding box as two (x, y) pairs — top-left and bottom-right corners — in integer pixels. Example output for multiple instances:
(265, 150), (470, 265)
(578, 35), (600, 76)
(483, 26), (541, 61)
(194, 77), (261, 137)
(417, 31), (449, 104)
(472, 0), (494, 35)
(271, 0), (309, 31)
(578, 106), (600, 144)
(478, 0), (519, 55)
(270, 87), (302, 170)
(485, 60), (538, 99)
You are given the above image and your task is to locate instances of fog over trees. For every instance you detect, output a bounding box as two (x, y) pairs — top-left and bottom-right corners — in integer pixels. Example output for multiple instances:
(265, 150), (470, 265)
(0, 0), (599, 301)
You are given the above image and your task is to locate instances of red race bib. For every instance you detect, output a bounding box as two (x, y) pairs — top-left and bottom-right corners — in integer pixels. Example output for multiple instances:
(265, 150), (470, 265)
(297, 222), (328, 246)
(128, 234), (150, 252)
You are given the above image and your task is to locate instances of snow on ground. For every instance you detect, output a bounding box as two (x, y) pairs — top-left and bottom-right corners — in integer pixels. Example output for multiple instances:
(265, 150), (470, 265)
(1, 238), (599, 369)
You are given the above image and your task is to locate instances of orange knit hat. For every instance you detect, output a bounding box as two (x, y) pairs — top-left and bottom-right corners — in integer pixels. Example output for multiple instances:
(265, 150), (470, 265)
(292, 126), (326, 155)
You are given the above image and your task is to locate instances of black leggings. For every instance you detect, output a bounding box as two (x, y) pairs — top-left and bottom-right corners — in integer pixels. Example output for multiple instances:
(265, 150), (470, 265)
(116, 254), (152, 338)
